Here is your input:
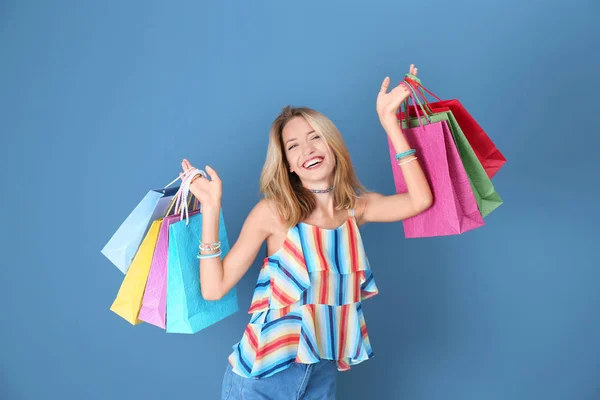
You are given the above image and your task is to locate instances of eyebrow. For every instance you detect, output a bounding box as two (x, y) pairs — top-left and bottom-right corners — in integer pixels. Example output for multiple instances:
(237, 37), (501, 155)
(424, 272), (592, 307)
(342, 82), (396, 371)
(285, 130), (316, 146)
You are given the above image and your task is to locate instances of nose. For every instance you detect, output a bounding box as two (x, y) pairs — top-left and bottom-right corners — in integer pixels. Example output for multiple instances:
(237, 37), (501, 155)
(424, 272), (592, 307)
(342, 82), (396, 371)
(302, 143), (316, 156)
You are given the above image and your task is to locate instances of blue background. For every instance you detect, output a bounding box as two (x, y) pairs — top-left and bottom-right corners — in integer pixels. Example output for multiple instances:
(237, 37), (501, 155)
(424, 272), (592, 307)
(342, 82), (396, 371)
(1, 1), (598, 399)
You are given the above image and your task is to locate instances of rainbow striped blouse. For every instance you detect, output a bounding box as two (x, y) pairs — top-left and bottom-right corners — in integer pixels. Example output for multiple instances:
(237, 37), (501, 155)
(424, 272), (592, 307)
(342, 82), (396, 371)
(228, 209), (379, 379)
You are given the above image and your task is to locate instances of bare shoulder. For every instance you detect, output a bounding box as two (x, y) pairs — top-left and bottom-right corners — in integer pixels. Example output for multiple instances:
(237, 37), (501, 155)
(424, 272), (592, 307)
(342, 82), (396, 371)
(354, 192), (383, 225)
(250, 198), (285, 234)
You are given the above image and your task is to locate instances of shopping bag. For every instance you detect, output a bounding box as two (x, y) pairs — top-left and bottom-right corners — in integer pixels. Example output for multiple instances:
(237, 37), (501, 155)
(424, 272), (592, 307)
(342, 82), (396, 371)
(403, 75), (506, 178)
(399, 106), (503, 218)
(166, 210), (239, 333)
(138, 209), (200, 329)
(110, 220), (162, 324)
(137, 184), (201, 329)
(101, 186), (180, 274)
(137, 216), (171, 329)
(388, 83), (484, 238)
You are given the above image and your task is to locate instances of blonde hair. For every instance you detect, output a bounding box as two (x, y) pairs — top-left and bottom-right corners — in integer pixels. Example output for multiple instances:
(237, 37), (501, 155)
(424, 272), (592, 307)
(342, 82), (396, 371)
(259, 106), (366, 228)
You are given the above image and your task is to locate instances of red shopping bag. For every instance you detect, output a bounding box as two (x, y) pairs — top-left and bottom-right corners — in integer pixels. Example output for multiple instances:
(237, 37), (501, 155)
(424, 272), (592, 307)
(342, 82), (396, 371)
(402, 76), (506, 178)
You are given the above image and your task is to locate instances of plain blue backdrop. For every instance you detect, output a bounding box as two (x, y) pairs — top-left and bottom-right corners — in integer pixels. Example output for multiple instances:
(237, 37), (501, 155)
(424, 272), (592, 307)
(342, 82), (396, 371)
(1, 1), (599, 399)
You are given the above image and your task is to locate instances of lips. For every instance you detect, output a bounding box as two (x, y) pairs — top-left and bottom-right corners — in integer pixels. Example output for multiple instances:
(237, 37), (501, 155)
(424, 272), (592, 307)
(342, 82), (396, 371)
(302, 157), (324, 169)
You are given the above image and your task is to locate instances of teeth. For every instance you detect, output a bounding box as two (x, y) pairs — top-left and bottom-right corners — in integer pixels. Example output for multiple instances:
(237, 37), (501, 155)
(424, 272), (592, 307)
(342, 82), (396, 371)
(304, 157), (323, 168)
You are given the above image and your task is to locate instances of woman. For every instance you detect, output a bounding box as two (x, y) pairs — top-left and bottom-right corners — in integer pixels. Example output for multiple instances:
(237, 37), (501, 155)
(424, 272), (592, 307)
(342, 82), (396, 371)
(182, 64), (432, 399)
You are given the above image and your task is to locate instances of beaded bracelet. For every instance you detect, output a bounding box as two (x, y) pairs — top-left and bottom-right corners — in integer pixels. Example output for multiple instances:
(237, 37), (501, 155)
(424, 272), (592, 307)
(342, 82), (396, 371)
(197, 250), (222, 260)
(199, 245), (221, 253)
(199, 241), (221, 252)
(395, 149), (416, 160)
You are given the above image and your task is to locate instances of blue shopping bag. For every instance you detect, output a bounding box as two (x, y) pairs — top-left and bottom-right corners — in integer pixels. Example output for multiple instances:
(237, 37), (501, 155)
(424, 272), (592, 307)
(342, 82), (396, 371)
(166, 211), (239, 333)
(102, 186), (180, 274)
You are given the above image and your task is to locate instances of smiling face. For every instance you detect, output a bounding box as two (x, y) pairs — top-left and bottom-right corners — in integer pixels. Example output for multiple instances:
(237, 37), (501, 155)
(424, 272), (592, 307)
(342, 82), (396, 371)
(260, 106), (366, 227)
(281, 116), (335, 188)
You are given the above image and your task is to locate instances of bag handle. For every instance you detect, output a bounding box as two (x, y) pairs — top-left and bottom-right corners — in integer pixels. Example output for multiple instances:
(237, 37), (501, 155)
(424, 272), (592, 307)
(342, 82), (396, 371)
(399, 81), (430, 128)
(400, 80), (434, 120)
(163, 189), (199, 218)
(175, 168), (205, 224)
(403, 74), (443, 113)
(163, 167), (205, 223)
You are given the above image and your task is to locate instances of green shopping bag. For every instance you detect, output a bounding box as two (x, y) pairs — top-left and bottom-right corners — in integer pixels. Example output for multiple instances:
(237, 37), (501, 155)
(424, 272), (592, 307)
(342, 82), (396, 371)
(399, 95), (502, 218)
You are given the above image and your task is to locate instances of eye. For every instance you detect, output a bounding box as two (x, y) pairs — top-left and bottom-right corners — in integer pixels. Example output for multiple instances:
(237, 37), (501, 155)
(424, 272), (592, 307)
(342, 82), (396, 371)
(288, 144), (298, 151)
(311, 135), (321, 140)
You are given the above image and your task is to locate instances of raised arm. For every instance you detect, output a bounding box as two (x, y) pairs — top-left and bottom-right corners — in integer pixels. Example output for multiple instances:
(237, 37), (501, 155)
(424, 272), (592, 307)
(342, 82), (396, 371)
(358, 64), (433, 225)
(180, 159), (274, 300)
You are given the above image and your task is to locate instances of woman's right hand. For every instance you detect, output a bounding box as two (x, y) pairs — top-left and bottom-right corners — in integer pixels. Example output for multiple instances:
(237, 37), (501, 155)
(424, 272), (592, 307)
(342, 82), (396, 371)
(180, 159), (222, 213)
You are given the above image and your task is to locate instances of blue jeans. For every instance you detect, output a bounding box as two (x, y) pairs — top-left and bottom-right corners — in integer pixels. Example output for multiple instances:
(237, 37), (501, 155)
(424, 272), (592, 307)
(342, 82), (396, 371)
(221, 361), (337, 400)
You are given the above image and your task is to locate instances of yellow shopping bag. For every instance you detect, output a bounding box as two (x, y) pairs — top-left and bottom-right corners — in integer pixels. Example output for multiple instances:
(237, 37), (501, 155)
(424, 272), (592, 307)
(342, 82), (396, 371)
(110, 220), (163, 325)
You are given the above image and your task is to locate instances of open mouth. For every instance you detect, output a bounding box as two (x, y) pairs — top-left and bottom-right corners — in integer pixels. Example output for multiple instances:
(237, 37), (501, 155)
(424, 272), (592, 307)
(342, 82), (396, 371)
(303, 157), (324, 169)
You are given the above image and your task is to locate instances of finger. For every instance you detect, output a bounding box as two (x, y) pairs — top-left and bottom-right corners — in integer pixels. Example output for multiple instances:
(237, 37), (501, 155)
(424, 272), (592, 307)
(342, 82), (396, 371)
(179, 171), (192, 183)
(392, 84), (409, 95)
(397, 86), (412, 103)
(414, 67), (418, 76)
(190, 174), (203, 184)
(409, 64), (414, 74)
(181, 171), (198, 184)
(184, 160), (199, 177)
(182, 159), (192, 172)
(205, 165), (220, 181)
(379, 77), (390, 94)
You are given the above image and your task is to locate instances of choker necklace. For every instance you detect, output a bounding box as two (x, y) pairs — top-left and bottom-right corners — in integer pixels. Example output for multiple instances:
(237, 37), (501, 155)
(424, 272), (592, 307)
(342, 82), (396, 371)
(308, 185), (334, 194)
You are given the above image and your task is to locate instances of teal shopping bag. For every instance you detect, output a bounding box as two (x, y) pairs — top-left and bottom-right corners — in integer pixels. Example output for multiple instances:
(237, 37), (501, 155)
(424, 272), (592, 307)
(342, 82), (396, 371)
(166, 211), (239, 333)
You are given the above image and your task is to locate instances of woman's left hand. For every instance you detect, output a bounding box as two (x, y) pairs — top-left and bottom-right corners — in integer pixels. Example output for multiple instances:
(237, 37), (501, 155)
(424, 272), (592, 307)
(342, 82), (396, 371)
(376, 64), (418, 127)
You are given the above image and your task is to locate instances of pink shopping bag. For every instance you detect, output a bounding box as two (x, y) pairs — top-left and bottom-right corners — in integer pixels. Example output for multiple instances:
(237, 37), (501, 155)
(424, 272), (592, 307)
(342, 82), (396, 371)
(388, 83), (484, 238)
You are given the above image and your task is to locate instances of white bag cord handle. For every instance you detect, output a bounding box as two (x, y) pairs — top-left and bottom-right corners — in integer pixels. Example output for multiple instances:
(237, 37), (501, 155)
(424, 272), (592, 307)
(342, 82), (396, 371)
(164, 167), (207, 225)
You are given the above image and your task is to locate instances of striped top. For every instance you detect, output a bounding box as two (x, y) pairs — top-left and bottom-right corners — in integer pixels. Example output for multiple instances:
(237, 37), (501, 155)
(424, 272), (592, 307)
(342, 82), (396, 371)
(228, 209), (379, 379)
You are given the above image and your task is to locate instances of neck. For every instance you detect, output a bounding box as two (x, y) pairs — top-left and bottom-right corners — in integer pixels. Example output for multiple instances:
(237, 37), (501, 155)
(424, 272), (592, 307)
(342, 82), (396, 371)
(304, 174), (333, 191)
(303, 178), (335, 216)
(312, 192), (335, 218)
